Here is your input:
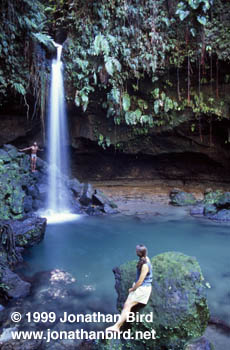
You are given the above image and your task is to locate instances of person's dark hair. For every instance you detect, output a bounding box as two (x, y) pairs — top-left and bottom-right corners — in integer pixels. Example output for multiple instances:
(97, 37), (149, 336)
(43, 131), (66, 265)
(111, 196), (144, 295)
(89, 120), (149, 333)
(136, 244), (148, 270)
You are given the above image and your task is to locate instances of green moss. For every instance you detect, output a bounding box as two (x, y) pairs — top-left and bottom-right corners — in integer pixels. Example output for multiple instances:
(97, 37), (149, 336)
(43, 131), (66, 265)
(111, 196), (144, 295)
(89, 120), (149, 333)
(0, 149), (30, 219)
(204, 190), (223, 205)
(116, 252), (209, 350)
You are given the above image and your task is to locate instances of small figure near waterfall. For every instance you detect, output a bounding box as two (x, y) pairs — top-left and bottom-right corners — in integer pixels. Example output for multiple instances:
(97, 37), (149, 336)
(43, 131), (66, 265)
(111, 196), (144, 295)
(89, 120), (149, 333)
(106, 244), (152, 334)
(19, 142), (43, 172)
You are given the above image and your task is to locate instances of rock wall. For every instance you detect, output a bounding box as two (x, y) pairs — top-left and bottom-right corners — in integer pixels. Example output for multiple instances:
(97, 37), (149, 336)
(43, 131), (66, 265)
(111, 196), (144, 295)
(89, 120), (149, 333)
(1, 97), (230, 186)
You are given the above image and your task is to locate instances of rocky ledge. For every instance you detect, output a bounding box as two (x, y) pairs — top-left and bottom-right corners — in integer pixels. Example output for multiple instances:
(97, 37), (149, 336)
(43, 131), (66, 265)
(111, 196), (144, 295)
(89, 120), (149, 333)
(169, 188), (230, 221)
(0, 144), (118, 220)
(0, 217), (46, 301)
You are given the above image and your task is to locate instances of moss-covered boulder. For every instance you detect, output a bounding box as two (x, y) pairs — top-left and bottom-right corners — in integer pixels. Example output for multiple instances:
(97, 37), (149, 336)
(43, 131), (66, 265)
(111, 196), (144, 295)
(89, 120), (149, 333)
(203, 190), (223, 206)
(113, 252), (209, 350)
(201, 190), (230, 221)
(170, 189), (197, 206)
(0, 145), (33, 220)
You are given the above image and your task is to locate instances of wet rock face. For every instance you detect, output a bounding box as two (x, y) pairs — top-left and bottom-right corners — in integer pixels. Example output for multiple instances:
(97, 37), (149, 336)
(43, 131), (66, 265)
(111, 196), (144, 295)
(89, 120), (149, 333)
(113, 252), (210, 350)
(0, 218), (46, 300)
(0, 145), (30, 220)
(0, 144), (118, 220)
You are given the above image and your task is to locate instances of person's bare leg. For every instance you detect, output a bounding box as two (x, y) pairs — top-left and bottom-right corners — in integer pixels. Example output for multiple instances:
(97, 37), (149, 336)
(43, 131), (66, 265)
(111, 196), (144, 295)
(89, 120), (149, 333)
(33, 158), (37, 171)
(106, 300), (138, 333)
(32, 158), (36, 172)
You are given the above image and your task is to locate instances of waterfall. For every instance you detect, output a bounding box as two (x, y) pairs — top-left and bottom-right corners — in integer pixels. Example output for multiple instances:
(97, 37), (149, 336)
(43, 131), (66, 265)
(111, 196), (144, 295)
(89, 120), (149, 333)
(47, 44), (70, 214)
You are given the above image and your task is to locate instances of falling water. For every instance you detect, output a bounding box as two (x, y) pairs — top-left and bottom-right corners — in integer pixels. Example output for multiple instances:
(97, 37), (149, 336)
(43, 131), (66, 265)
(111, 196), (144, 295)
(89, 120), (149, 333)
(47, 44), (70, 215)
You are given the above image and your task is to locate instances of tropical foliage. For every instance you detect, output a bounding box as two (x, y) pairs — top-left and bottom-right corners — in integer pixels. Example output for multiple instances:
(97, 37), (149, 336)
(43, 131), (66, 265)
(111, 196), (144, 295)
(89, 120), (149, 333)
(0, 0), (230, 139)
(0, 0), (53, 112)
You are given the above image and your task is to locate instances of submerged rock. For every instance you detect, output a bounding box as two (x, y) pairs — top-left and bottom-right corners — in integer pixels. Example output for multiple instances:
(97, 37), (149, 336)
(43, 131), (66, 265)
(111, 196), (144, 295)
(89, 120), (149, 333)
(169, 189), (197, 206)
(113, 251), (209, 350)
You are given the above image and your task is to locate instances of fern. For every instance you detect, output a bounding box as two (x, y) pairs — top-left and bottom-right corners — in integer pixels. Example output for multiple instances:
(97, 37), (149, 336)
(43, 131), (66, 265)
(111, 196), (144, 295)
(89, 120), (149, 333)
(32, 32), (53, 47)
(13, 83), (26, 95)
(94, 34), (110, 55)
(105, 57), (121, 76)
(110, 87), (120, 104)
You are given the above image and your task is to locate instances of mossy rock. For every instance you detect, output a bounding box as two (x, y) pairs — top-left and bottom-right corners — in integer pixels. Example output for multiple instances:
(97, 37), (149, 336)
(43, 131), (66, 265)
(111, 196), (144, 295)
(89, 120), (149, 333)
(215, 192), (230, 209)
(203, 190), (223, 205)
(170, 189), (197, 206)
(0, 149), (11, 163)
(114, 252), (209, 350)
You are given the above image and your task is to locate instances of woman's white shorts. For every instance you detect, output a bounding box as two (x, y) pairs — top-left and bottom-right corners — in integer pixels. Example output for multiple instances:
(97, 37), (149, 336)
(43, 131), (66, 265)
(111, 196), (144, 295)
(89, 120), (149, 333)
(127, 285), (152, 305)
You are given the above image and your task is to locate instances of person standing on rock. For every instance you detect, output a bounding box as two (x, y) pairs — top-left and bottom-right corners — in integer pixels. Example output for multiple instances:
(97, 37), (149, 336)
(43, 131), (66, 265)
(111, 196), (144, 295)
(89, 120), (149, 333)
(19, 142), (43, 172)
(106, 244), (152, 333)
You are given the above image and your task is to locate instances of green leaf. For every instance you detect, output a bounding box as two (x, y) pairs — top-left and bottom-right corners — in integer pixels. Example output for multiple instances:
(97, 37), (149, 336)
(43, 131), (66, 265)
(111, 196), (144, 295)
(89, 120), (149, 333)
(162, 17), (170, 27)
(190, 28), (196, 37)
(197, 16), (207, 25)
(105, 57), (121, 76)
(74, 95), (81, 107)
(13, 83), (26, 95)
(32, 32), (53, 47)
(154, 100), (160, 114)
(176, 9), (190, 21)
(122, 93), (131, 111)
(105, 59), (114, 75)
(153, 88), (159, 98)
(138, 99), (148, 110)
(111, 88), (120, 104)
(135, 109), (142, 120)
(94, 34), (110, 55)
(188, 0), (200, 10)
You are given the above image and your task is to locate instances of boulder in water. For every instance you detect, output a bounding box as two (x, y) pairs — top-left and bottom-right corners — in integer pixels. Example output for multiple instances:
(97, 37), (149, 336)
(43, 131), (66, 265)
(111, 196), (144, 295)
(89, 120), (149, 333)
(80, 183), (95, 205)
(190, 205), (204, 216)
(169, 189), (197, 206)
(208, 209), (230, 221)
(0, 265), (30, 299)
(113, 251), (209, 350)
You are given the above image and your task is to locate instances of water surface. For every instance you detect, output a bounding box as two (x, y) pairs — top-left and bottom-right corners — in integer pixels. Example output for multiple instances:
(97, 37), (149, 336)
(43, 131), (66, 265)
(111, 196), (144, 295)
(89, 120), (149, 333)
(20, 209), (230, 324)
